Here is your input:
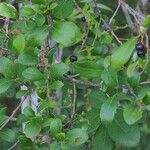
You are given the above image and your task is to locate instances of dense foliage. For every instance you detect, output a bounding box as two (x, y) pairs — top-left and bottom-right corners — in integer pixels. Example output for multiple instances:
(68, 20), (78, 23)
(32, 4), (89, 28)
(0, 0), (150, 150)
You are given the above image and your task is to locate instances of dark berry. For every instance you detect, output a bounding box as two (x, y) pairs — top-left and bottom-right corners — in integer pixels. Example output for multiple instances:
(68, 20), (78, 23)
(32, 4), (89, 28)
(69, 55), (78, 63)
(81, 17), (86, 22)
(137, 49), (146, 58)
(135, 42), (145, 51)
(103, 23), (111, 31)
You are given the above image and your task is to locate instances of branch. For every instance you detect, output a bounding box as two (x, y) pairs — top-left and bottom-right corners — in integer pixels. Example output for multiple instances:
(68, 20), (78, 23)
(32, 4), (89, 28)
(65, 74), (101, 87)
(0, 99), (25, 130)
(109, 0), (121, 24)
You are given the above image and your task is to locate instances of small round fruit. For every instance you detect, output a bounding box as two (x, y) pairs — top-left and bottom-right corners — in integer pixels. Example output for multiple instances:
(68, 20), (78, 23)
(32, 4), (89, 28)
(137, 49), (146, 58)
(102, 23), (111, 31)
(81, 17), (86, 22)
(135, 42), (145, 51)
(69, 55), (78, 63)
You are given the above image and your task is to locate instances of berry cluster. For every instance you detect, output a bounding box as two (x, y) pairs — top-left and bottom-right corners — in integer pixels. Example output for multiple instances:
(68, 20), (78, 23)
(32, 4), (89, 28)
(135, 42), (147, 58)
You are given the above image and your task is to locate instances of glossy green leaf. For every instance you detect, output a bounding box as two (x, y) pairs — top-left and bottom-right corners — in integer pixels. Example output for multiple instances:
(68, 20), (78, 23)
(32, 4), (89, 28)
(101, 67), (118, 87)
(100, 97), (118, 123)
(0, 57), (16, 78)
(107, 112), (140, 147)
(0, 79), (13, 94)
(24, 121), (41, 138)
(23, 106), (35, 118)
(86, 109), (101, 133)
(32, 0), (46, 4)
(61, 128), (88, 148)
(93, 126), (113, 150)
(52, 21), (82, 47)
(89, 90), (107, 108)
(0, 128), (16, 142)
(49, 80), (64, 90)
(16, 90), (29, 99)
(123, 104), (143, 125)
(20, 6), (35, 17)
(0, 2), (17, 19)
(52, 0), (73, 19)
(50, 118), (62, 135)
(22, 67), (44, 81)
(13, 34), (26, 53)
(51, 63), (70, 78)
(72, 61), (103, 79)
(143, 15), (150, 27)
(111, 37), (137, 69)
(18, 52), (38, 66)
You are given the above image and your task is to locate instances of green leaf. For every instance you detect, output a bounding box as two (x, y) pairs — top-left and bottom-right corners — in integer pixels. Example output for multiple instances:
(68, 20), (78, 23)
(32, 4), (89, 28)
(18, 52), (38, 66)
(38, 101), (59, 111)
(86, 109), (101, 133)
(24, 121), (41, 138)
(52, 0), (73, 19)
(25, 25), (49, 47)
(61, 128), (88, 149)
(22, 67), (44, 81)
(107, 111), (140, 147)
(35, 14), (45, 26)
(50, 81), (64, 90)
(51, 143), (61, 150)
(0, 128), (16, 142)
(123, 104), (143, 125)
(111, 37), (137, 69)
(0, 79), (13, 94)
(20, 6), (35, 17)
(72, 61), (102, 79)
(101, 67), (118, 87)
(89, 90), (107, 109)
(93, 126), (113, 150)
(13, 34), (26, 53)
(0, 2), (17, 19)
(143, 15), (150, 27)
(0, 115), (8, 126)
(16, 90), (29, 99)
(0, 57), (16, 78)
(23, 106), (35, 118)
(19, 135), (32, 147)
(52, 21), (82, 47)
(100, 96), (118, 123)
(50, 118), (62, 135)
(32, 0), (46, 4)
(51, 63), (70, 78)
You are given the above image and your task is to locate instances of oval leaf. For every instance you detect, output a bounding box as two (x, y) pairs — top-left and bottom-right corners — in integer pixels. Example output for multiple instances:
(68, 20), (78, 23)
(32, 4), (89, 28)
(22, 67), (44, 81)
(123, 104), (143, 125)
(13, 34), (26, 53)
(52, 21), (82, 47)
(111, 37), (137, 69)
(0, 2), (17, 19)
(107, 112), (140, 147)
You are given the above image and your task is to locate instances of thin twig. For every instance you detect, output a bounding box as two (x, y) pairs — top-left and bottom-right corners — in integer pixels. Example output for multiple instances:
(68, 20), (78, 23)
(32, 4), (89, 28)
(111, 31), (122, 45)
(73, 0), (90, 50)
(8, 140), (19, 150)
(0, 99), (25, 130)
(140, 81), (150, 85)
(109, 0), (121, 24)
(71, 81), (77, 119)
(65, 74), (101, 87)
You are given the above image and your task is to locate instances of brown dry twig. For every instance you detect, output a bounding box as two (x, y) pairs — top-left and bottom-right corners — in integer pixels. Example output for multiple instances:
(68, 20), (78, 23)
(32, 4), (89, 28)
(65, 74), (101, 87)
(0, 98), (26, 130)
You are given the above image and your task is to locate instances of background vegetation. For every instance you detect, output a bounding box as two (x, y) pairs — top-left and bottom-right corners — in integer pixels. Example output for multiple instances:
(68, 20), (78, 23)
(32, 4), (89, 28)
(0, 0), (150, 149)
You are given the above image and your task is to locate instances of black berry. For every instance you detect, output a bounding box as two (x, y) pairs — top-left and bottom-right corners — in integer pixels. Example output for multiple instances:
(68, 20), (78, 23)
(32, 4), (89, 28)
(103, 23), (111, 31)
(69, 55), (78, 63)
(135, 42), (145, 51)
(137, 49), (146, 58)
(81, 17), (86, 22)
